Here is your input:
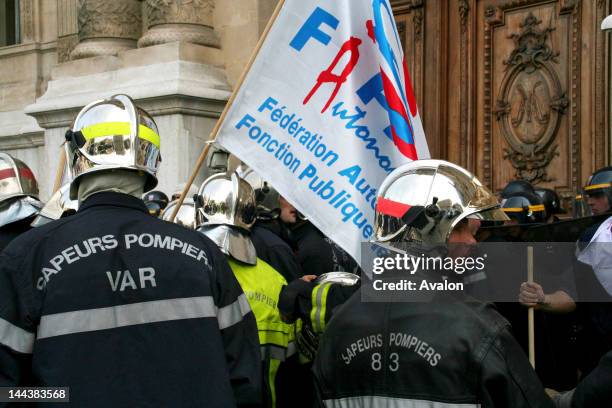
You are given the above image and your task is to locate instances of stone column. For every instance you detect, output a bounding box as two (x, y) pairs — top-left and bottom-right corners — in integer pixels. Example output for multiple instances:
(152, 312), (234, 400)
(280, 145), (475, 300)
(70, 0), (142, 60)
(138, 0), (219, 48)
(57, 0), (79, 63)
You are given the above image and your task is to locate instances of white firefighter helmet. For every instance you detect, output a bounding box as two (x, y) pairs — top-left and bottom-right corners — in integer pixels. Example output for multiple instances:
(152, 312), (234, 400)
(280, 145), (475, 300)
(375, 159), (508, 245)
(194, 171), (257, 264)
(0, 152), (39, 204)
(0, 153), (42, 228)
(65, 94), (161, 199)
(31, 184), (78, 227)
(161, 198), (197, 229)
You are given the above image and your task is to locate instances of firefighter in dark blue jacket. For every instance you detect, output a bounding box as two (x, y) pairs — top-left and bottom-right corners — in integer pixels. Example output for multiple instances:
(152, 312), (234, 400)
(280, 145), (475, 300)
(0, 94), (261, 407)
(313, 159), (554, 408)
(0, 153), (42, 251)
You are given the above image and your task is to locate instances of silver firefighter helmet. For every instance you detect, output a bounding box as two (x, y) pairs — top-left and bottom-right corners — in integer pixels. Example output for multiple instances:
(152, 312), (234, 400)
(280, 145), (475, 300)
(65, 94), (161, 199)
(0, 152), (39, 204)
(195, 171), (257, 265)
(31, 184), (78, 227)
(0, 153), (42, 227)
(161, 198), (197, 229)
(375, 159), (507, 245)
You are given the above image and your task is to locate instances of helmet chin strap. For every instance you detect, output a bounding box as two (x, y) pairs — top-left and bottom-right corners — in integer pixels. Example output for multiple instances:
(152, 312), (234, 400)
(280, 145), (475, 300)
(65, 129), (86, 149)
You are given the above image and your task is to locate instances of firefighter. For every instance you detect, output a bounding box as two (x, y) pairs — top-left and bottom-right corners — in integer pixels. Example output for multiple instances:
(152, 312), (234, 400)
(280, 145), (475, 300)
(0, 153), (42, 251)
(238, 164), (303, 282)
(195, 171), (294, 408)
(0, 95), (261, 407)
(313, 159), (554, 407)
(143, 190), (169, 216)
(161, 197), (197, 229)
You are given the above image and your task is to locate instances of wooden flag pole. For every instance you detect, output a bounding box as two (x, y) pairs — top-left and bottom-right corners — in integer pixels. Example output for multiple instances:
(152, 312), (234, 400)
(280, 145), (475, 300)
(169, 0), (286, 221)
(52, 147), (67, 194)
(527, 245), (536, 368)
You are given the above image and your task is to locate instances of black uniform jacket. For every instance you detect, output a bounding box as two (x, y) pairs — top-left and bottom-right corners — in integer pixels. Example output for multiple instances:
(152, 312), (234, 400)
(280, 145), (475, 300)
(313, 289), (554, 408)
(0, 217), (34, 253)
(0, 192), (261, 407)
(251, 224), (302, 282)
(291, 222), (360, 276)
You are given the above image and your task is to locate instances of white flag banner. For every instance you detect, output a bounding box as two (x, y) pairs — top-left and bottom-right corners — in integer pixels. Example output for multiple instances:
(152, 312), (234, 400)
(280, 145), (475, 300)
(216, 0), (430, 264)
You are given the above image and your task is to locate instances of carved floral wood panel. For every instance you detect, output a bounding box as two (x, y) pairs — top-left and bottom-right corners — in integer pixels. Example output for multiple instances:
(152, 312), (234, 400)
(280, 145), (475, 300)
(483, 0), (579, 207)
(392, 0), (609, 212)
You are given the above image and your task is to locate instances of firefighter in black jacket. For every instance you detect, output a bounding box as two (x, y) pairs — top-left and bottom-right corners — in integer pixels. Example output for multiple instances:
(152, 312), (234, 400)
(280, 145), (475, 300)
(313, 159), (554, 408)
(0, 95), (261, 407)
(0, 153), (42, 251)
(237, 164), (303, 282)
(195, 171), (294, 408)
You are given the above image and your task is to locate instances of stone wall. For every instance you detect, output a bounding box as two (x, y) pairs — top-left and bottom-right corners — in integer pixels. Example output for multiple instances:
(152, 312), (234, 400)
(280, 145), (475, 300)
(0, 0), (278, 200)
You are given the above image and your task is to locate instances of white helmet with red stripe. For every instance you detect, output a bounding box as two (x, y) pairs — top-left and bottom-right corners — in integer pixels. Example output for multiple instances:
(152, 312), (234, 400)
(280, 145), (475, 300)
(374, 159), (507, 245)
(0, 152), (39, 204)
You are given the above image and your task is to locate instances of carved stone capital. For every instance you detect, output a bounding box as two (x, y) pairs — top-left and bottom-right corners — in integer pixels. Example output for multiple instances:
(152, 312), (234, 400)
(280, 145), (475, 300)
(70, 0), (142, 60)
(138, 0), (219, 48)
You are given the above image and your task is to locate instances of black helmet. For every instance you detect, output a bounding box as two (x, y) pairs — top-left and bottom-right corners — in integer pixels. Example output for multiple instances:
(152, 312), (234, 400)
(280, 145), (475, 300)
(501, 180), (536, 199)
(534, 188), (565, 218)
(236, 165), (280, 221)
(502, 192), (546, 224)
(584, 166), (612, 196)
(143, 190), (169, 210)
(582, 167), (612, 214)
(145, 201), (162, 217)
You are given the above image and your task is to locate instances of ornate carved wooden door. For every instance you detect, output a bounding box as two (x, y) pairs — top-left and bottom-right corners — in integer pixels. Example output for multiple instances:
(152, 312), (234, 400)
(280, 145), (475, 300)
(393, 0), (610, 210)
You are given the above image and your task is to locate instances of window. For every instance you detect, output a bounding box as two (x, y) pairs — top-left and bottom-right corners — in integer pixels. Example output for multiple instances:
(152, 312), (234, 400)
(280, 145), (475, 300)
(1, 0), (20, 47)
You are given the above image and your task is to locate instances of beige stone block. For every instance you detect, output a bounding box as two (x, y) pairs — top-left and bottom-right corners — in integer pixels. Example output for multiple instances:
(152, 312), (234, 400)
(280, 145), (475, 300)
(52, 41), (223, 80)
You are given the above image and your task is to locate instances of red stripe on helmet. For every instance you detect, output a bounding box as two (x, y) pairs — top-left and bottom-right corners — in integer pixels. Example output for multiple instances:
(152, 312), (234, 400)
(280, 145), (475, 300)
(19, 167), (35, 180)
(376, 197), (411, 218)
(0, 168), (17, 181)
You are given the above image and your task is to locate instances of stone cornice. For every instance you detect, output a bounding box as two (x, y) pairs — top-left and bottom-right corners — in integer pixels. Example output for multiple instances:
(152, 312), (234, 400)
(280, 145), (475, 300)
(0, 132), (44, 150)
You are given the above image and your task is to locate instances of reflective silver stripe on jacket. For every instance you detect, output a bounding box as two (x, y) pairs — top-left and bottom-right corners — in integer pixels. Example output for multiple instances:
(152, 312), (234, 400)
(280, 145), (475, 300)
(260, 345), (288, 361)
(0, 317), (35, 354)
(37, 296), (233, 339)
(218, 294), (251, 330)
(324, 396), (480, 408)
(286, 341), (297, 358)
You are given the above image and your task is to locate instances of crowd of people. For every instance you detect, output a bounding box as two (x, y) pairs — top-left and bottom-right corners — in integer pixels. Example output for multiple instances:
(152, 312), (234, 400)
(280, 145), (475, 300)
(0, 94), (610, 407)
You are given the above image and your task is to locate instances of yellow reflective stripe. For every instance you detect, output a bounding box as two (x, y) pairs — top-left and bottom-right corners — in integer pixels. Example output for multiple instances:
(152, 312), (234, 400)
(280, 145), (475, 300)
(502, 207), (525, 213)
(80, 122), (160, 148)
(528, 204), (545, 212)
(269, 359), (280, 408)
(310, 284), (322, 332)
(318, 283), (332, 333)
(584, 183), (612, 191)
(259, 330), (291, 348)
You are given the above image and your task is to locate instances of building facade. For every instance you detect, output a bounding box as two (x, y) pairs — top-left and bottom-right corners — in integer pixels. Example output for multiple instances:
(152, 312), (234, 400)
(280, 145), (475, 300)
(0, 0), (610, 209)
